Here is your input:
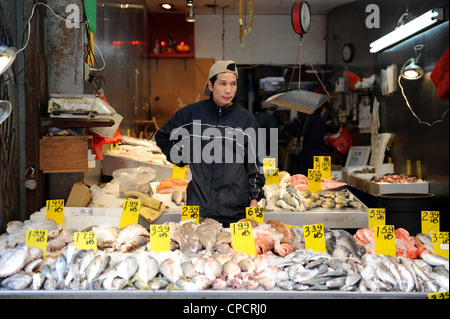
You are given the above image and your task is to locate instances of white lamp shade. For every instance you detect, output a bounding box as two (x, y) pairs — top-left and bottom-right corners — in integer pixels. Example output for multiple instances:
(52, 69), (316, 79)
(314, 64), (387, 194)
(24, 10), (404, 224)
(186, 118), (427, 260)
(0, 46), (17, 75)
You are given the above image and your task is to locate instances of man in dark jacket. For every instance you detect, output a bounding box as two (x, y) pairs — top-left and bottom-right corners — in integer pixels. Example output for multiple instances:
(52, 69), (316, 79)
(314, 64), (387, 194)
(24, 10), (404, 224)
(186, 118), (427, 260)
(155, 60), (265, 226)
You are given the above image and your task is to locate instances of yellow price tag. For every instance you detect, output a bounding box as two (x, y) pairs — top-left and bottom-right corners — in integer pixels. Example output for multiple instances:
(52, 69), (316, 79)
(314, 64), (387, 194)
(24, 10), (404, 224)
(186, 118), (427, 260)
(172, 164), (186, 179)
(246, 207), (264, 224)
(416, 160), (422, 180)
(46, 199), (65, 227)
(406, 159), (411, 175)
(25, 230), (48, 257)
(307, 169), (322, 194)
(181, 206), (200, 223)
(368, 208), (386, 228)
(430, 232), (449, 259)
(374, 225), (397, 257)
(263, 158), (277, 172)
(230, 221), (257, 256)
(120, 200), (141, 227)
(314, 156), (331, 180)
(149, 225), (171, 252)
(264, 168), (279, 185)
(74, 232), (97, 251)
(428, 291), (449, 299)
(421, 211), (440, 235)
(303, 224), (326, 252)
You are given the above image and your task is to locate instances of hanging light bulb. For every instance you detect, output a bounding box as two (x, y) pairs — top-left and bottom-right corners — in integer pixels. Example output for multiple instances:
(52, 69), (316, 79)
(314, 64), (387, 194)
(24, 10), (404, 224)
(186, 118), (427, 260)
(400, 44), (424, 80)
(186, 2), (195, 23)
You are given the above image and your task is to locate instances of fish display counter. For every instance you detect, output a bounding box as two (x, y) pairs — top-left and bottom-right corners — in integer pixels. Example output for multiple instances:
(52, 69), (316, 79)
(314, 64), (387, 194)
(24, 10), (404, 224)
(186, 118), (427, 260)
(0, 215), (448, 299)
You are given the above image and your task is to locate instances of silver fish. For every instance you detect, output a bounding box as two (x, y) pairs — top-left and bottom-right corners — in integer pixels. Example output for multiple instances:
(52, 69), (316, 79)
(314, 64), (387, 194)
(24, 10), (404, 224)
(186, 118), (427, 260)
(1, 273), (32, 290)
(325, 276), (346, 289)
(116, 256), (139, 281)
(181, 261), (197, 279)
(86, 252), (110, 283)
(134, 254), (159, 285)
(24, 258), (43, 273)
(421, 253), (449, 270)
(277, 280), (295, 290)
(64, 263), (81, 289)
(79, 250), (96, 277)
(203, 257), (222, 281)
(0, 245), (29, 278)
(54, 254), (68, 288)
(150, 275), (170, 290)
(30, 272), (46, 290)
(224, 260), (242, 280)
(159, 258), (183, 284)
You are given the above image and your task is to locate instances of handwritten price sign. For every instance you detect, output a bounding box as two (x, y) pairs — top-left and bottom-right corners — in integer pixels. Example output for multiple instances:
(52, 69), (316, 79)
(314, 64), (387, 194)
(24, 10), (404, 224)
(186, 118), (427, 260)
(74, 232), (97, 250)
(421, 211), (440, 235)
(25, 230), (48, 257)
(368, 208), (386, 227)
(307, 169), (322, 194)
(120, 200), (141, 227)
(46, 199), (65, 227)
(246, 207), (264, 224)
(181, 206), (199, 223)
(231, 221), (256, 256)
(314, 156), (331, 180)
(149, 225), (171, 252)
(374, 225), (396, 257)
(303, 224), (326, 252)
(430, 231), (449, 259)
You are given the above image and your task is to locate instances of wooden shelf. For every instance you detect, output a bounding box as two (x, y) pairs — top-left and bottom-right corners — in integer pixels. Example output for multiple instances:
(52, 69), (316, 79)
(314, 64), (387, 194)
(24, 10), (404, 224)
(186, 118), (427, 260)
(149, 53), (194, 58)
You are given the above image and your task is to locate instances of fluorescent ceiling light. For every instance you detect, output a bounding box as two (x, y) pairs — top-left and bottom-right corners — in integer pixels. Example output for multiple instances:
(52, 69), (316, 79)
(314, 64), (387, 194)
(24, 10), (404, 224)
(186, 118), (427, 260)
(370, 9), (443, 53)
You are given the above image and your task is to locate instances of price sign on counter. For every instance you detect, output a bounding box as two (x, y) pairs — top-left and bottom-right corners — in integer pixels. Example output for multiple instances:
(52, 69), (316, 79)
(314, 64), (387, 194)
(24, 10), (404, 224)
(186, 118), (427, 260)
(421, 211), (440, 235)
(26, 230), (48, 257)
(181, 206), (199, 223)
(74, 232), (97, 251)
(428, 291), (449, 299)
(46, 199), (65, 227)
(368, 208), (386, 228)
(307, 169), (322, 194)
(314, 156), (331, 180)
(303, 224), (326, 253)
(431, 232), (449, 259)
(374, 225), (396, 257)
(264, 168), (280, 186)
(172, 165), (186, 180)
(120, 200), (141, 227)
(246, 207), (264, 224)
(149, 225), (171, 252)
(231, 221), (257, 256)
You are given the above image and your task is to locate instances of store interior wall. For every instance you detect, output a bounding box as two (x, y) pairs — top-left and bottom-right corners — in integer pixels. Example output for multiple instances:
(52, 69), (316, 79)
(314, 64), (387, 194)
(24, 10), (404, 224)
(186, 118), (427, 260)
(327, 0), (449, 228)
(195, 14), (327, 65)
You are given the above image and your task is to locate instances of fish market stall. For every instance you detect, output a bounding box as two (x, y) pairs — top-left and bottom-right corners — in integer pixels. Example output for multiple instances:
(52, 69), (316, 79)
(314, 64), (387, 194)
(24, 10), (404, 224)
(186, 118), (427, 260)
(0, 214), (448, 299)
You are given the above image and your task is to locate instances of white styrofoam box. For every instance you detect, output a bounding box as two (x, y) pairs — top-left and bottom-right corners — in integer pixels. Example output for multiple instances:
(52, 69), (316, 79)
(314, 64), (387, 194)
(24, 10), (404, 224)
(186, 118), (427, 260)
(369, 181), (429, 195)
(31, 207), (123, 231)
(353, 174), (376, 192)
(342, 165), (374, 184)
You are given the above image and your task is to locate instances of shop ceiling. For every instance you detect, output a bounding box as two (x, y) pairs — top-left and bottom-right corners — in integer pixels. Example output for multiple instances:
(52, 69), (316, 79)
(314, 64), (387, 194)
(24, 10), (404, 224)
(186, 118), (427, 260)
(99, 0), (357, 15)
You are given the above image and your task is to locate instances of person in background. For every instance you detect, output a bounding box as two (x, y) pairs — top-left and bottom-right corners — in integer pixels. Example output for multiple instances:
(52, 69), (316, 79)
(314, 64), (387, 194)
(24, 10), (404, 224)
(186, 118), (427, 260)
(283, 106), (327, 176)
(155, 60), (265, 227)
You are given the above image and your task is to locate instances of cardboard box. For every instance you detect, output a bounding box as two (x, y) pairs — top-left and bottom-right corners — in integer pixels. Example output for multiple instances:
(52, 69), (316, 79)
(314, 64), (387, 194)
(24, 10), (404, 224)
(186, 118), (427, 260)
(66, 181), (92, 207)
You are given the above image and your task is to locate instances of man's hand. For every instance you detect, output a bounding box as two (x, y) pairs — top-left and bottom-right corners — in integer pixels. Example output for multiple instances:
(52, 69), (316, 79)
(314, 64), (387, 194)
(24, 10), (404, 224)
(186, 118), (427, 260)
(249, 199), (258, 207)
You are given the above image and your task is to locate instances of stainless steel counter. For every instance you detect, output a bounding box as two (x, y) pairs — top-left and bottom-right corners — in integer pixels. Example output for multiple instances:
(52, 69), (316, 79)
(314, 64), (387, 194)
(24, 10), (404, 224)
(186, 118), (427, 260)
(0, 289), (429, 299)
